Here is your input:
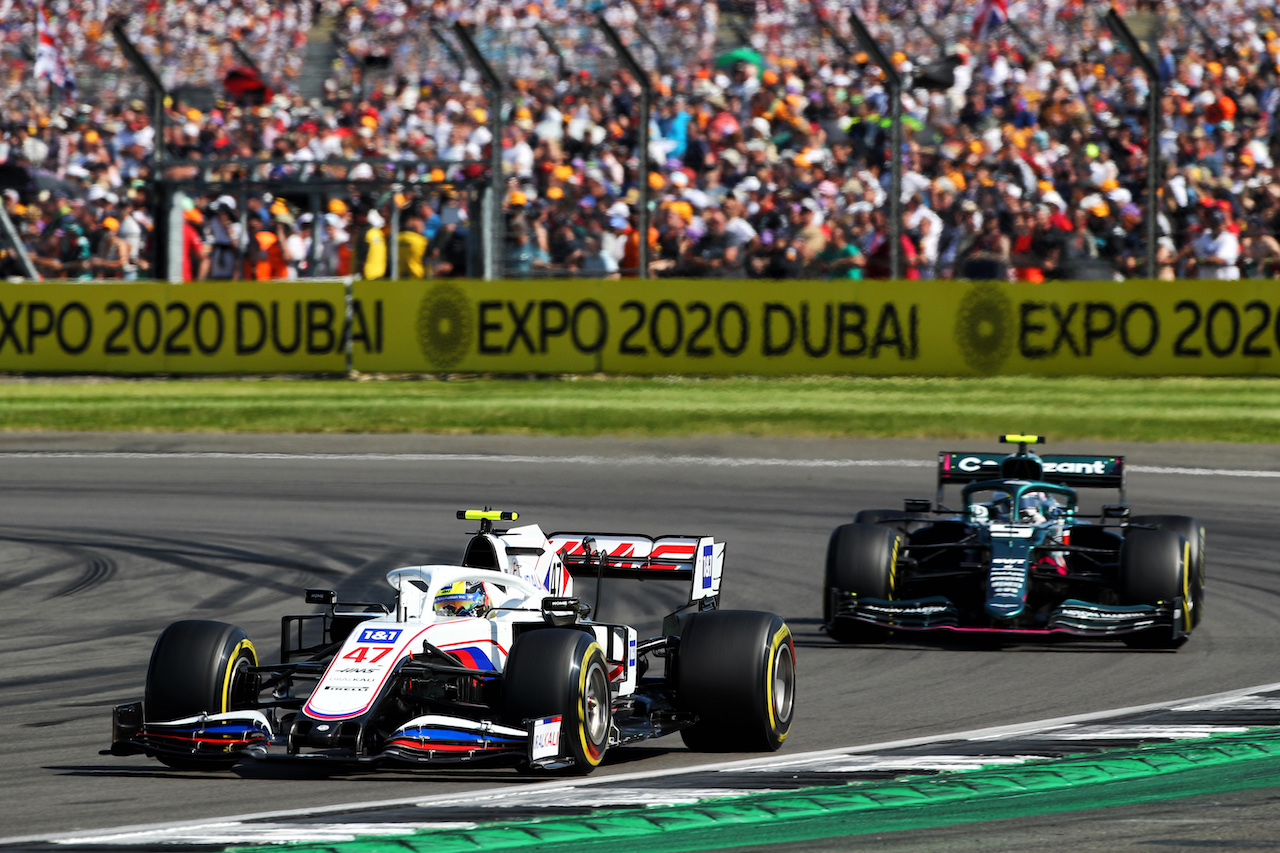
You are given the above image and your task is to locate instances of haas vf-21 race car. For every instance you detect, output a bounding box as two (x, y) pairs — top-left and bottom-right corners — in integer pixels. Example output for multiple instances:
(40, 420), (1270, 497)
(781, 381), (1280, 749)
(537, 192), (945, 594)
(824, 436), (1205, 648)
(108, 511), (795, 773)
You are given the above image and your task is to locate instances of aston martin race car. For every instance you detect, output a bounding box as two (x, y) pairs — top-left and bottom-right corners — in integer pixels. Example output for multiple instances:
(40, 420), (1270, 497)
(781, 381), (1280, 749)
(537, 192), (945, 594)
(108, 511), (795, 773)
(824, 436), (1205, 649)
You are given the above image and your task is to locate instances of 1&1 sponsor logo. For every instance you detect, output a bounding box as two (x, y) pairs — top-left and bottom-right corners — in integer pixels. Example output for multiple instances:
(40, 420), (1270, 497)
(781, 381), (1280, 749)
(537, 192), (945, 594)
(357, 627), (403, 644)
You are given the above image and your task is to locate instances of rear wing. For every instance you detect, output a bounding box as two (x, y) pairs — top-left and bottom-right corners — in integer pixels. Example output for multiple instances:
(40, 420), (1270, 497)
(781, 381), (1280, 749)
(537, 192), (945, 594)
(547, 533), (723, 605)
(937, 452), (1126, 503)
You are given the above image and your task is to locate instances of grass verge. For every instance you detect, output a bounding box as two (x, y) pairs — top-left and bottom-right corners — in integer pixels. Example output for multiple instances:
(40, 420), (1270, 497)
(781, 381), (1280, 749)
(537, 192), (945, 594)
(0, 375), (1276, 442)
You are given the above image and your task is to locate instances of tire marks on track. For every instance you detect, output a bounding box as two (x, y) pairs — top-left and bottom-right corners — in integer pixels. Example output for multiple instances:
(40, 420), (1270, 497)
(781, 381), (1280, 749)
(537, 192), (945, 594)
(54, 555), (117, 598)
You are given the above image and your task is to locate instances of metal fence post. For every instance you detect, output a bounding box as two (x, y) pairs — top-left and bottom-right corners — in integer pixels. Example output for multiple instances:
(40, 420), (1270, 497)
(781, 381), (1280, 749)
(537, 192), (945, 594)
(429, 27), (466, 75)
(389, 195), (401, 280)
(452, 23), (504, 282)
(597, 14), (651, 279)
(847, 10), (904, 280)
(110, 20), (166, 171)
(110, 19), (170, 279)
(343, 276), (354, 373)
(0, 206), (39, 280)
(1103, 8), (1162, 280)
(534, 23), (569, 79)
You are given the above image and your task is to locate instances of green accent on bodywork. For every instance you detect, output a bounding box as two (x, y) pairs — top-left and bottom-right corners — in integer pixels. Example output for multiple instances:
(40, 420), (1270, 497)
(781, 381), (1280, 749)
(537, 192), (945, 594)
(232, 731), (1280, 853)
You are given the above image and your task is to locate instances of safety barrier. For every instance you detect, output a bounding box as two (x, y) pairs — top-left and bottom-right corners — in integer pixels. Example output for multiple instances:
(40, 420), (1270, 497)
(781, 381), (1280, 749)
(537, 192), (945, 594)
(3, 279), (1280, 376)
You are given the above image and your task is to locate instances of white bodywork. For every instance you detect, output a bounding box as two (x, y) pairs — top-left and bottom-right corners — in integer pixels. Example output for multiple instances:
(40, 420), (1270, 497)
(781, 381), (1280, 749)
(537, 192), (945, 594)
(302, 524), (724, 725)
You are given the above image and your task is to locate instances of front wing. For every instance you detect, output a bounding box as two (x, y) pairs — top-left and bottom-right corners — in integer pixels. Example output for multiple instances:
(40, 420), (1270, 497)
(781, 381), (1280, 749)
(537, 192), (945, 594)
(830, 591), (1189, 640)
(107, 705), (582, 770)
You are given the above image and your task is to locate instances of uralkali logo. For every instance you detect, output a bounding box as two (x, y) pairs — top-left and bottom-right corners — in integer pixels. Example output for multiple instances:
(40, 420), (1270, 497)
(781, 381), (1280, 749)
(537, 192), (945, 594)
(531, 715), (562, 761)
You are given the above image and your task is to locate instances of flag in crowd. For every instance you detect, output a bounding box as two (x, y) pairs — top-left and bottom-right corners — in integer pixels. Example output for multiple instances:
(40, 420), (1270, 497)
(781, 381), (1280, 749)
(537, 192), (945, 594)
(35, 1), (76, 96)
(971, 0), (1008, 40)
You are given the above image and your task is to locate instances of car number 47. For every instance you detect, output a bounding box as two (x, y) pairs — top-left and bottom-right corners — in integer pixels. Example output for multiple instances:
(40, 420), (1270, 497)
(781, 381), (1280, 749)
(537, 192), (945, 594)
(342, 646), (395, 663)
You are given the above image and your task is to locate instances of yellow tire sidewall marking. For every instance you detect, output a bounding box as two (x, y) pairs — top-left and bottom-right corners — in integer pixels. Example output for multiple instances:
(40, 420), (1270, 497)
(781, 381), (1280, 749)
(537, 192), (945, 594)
(1182, 540), (1192, 632)
(577, 640), (605, 765)
(764, 624), (793, 742)
(220, 638), (257, 713)
(888, 536), (901, 599)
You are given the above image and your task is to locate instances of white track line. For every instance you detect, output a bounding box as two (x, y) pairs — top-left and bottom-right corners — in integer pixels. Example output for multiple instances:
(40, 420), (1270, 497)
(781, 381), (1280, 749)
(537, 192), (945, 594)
(0, 451), (1277, 479)
(0, 451), (933, 468)
(8, 679), (1280, 847)
(1129, 465), (1280, 478)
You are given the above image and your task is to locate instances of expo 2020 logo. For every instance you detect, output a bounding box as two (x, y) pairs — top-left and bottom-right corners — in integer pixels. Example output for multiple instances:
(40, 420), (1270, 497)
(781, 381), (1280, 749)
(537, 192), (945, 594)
(416, 284), (474, 370)
(953, 284), (1014, 374)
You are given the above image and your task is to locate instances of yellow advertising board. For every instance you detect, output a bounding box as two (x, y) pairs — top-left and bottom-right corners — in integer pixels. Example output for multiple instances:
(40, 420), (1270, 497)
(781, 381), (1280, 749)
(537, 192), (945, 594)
(353, 279), (1280, 377)
(0, 281), (347, 373)
(4, 279), (1280, 376)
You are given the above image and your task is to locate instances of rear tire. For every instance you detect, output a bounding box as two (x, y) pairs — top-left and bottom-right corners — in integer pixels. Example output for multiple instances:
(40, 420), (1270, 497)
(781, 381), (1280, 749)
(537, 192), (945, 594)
(144, 620), (259, 769)
(504, 629), (609, 775)
(824, 523), (903, 643)
(1119, 528), (1189, 649)
(677, 611), (794, 752)
(1130, 515), (1205, 626)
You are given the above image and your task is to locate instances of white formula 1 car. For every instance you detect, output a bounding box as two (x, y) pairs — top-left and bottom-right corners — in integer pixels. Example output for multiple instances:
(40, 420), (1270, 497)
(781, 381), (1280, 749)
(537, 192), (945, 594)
(108, 511), (795, 773)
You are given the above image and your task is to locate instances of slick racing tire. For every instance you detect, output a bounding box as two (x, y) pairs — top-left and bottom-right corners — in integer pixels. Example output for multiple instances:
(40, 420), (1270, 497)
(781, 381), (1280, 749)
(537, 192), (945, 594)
(504, 628), (609, 775)
(853, 509), (927, 534)
(1130, 515), (1205, 627)
(676, 610), (794, 752)
(144, 620), (259, 769)
(1119, 528), (1190, 650)
(824, 523), (903, 644)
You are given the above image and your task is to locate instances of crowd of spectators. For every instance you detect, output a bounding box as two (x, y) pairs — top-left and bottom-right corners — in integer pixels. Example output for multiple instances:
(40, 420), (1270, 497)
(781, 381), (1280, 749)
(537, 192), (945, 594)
(2, 0), (1280, 282)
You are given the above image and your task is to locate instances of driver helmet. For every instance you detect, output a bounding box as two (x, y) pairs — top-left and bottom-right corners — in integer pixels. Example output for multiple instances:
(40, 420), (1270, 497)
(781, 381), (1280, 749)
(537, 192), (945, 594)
(985, 492), (1013, 521)
(1018, 491), (1056, 523)
(433, 580), (490, 618)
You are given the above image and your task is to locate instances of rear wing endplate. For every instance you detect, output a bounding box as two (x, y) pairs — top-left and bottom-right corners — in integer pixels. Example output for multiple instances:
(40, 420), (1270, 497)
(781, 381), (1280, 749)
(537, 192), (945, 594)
(937, 452), (1126, 503)
(547, 533), (723, 605)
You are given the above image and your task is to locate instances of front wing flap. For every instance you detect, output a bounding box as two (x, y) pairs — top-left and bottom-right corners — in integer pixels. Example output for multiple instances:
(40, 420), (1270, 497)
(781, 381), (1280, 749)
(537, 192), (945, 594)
(830, 591), (1188, 639)
(105, 704), (273, 761)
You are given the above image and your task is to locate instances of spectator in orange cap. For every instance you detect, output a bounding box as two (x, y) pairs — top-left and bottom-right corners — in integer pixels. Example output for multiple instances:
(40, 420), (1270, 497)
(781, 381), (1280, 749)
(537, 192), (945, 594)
(246, 226), (289, 280)
(90, 216), (132, 280)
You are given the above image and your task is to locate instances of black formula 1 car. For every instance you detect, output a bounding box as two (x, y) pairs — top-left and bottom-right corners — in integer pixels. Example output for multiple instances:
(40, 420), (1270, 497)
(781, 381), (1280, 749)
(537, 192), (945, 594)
(824, 436), (1205, 648)
(107, 511), (795, 773)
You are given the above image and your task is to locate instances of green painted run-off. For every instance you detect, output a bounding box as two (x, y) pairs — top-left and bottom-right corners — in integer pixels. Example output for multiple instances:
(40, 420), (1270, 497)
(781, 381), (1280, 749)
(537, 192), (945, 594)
(232, 730), (1280, 853)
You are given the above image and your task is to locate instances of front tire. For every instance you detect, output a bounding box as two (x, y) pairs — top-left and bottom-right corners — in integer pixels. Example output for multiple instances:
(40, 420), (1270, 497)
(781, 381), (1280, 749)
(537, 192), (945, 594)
(504, 629), (609, 775)
(1120, 528), (1189, 649)
(144, 620), (259, 768)
(1131, 515), (1205, 626)
(824, 523), (903, 643)
(677, 610), (795, 752)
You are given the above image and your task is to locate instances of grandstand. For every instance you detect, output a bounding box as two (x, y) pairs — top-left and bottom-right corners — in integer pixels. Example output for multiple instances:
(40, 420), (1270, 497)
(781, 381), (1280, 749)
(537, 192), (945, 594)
(1, 0), (1278, 281)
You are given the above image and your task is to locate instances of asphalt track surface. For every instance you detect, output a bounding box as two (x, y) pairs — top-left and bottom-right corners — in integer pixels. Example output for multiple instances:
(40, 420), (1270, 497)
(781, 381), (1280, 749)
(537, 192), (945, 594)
(3, 432), (1280, 845)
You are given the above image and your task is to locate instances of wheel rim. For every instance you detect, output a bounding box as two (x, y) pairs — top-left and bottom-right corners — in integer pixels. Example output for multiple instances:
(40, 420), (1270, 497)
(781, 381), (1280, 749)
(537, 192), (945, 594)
(583, 661), (610, 746)
(227, 654), (256, 711)
(772, 642), (795, 725)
